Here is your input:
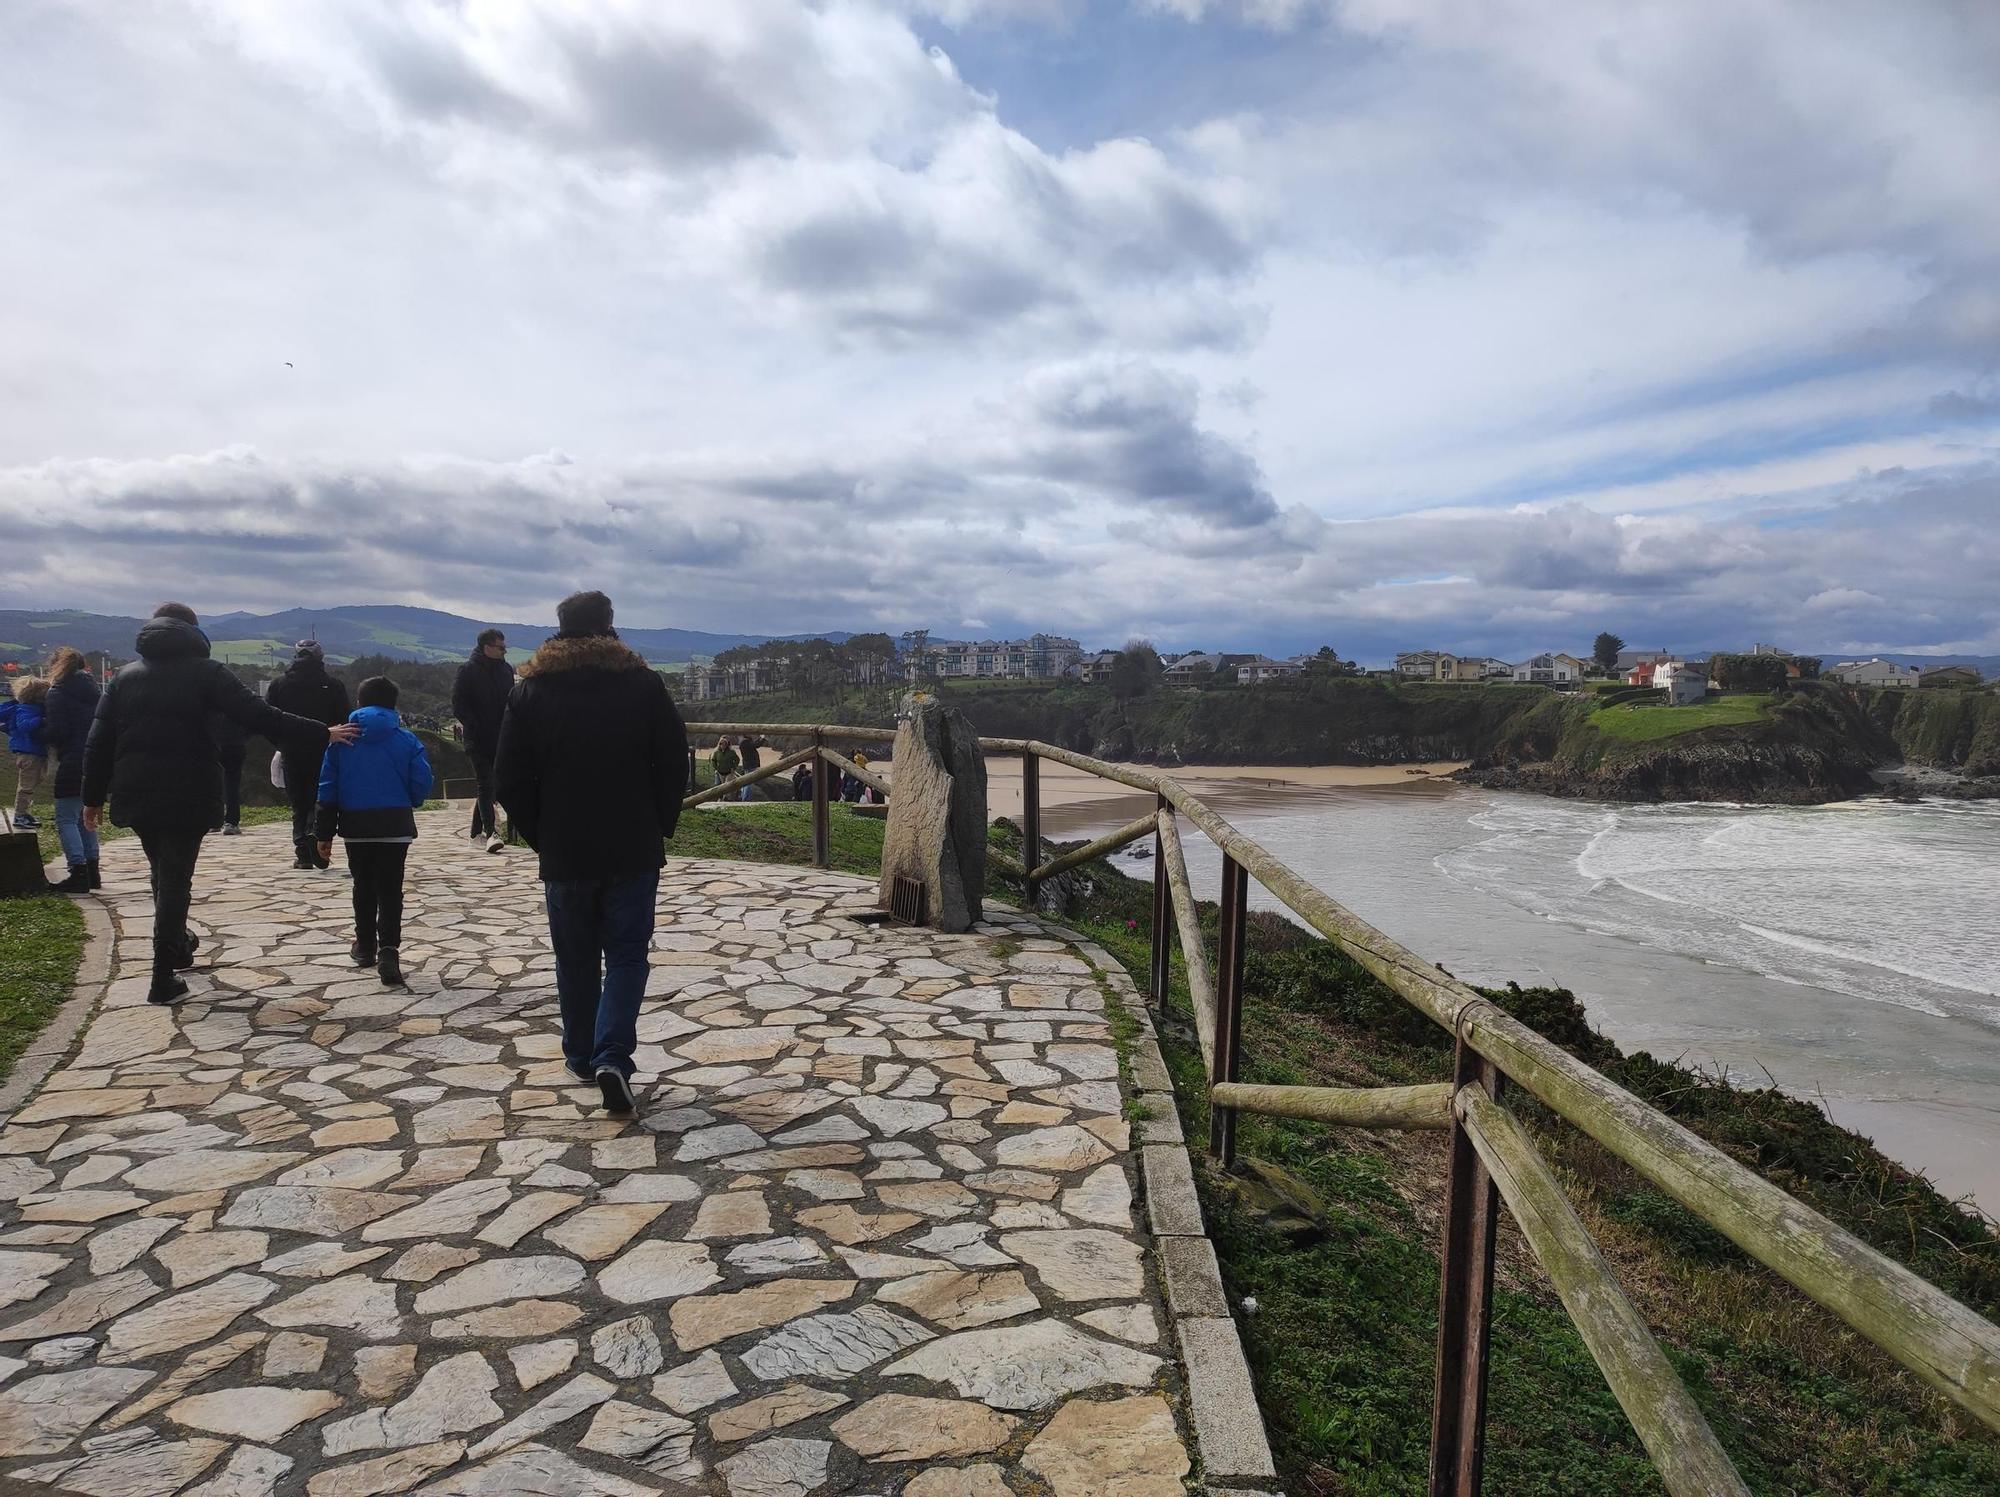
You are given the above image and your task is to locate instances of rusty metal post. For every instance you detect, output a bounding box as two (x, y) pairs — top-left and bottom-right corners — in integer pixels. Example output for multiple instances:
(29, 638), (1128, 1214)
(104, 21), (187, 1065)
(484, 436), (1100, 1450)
(1149, 795), (1170, 1012)
(1429, 1037), (1503, 1496)
(1208, 852), (1248, 1167)
(1021, 751), (1040, 886)
(810, 730), (830, 869)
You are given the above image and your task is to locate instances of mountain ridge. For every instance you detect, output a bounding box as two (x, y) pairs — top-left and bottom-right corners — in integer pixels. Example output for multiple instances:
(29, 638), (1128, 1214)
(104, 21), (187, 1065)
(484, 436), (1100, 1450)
(0, 605), (853, 667)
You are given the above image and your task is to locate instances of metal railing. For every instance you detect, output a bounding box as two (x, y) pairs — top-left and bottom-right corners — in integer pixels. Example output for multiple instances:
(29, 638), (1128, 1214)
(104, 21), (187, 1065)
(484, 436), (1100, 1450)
(685, 722), (2000, 1496)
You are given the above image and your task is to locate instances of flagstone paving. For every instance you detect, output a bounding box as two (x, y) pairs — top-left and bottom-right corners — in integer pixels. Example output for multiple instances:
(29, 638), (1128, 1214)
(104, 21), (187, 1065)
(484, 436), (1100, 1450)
(0, 815), (1202, 1495)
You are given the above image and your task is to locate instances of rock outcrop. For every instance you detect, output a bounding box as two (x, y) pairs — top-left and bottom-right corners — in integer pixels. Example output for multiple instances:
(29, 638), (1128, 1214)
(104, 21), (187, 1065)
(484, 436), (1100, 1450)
(879, 694), (988, 931)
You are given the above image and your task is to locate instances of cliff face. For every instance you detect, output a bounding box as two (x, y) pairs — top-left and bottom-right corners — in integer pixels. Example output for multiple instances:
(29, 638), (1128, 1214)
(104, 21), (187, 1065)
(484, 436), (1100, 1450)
(1460, 683), (1896, 804)
(1859, 687), (2000, 776)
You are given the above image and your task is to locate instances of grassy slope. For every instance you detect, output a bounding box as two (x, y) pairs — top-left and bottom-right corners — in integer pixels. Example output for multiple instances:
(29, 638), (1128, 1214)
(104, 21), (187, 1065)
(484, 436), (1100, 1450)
(1586, 692), (1775, 742)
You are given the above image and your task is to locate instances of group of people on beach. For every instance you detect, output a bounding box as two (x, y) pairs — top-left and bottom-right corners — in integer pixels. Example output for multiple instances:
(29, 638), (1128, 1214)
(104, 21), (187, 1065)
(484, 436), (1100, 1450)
(28, 590), (691, 1116)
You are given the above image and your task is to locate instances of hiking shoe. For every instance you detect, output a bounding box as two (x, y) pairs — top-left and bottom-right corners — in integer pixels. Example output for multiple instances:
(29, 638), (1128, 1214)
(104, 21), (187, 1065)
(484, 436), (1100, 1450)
(377, 948), (404, 986)
(486, 835), (506, 854)
(596, 1067), (636, 1115)
(147, 977), (189, 1006)
(222, 822), (242, 836)
(350, 941), (377, 968)
(173, 932), (200, 971)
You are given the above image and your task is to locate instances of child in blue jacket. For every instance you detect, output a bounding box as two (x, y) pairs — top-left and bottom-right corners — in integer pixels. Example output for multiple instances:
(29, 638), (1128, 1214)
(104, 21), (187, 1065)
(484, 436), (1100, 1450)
(2, 676), (50, 827)
(315, 677), (433, 986)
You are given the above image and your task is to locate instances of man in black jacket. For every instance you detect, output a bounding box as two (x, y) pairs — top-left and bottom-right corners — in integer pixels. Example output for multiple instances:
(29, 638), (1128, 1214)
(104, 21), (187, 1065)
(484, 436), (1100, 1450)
(451, 627), (514, 851)
(83, 604), (358, 1004)
(495, 591), (688, 1114)
(265, 640), (351, 868)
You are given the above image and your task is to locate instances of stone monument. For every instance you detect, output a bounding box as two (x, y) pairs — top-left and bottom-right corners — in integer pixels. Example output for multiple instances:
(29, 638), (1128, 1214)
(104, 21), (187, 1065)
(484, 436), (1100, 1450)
(878, 693), (987, 932)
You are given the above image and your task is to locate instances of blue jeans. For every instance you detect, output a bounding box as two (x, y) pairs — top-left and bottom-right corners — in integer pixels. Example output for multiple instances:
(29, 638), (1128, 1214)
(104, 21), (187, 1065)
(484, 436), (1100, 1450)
(54, 797), (98, 868)
(545, 871), (658, 1079)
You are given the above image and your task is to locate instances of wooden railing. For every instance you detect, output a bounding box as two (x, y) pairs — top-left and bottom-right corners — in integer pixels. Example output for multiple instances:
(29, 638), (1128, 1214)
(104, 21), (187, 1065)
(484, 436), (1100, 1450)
(685, 722), (2000, 1496)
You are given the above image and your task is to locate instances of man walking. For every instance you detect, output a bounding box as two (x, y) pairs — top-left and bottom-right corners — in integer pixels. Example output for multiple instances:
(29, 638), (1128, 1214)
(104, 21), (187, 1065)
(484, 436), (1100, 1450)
(82, 603), (358, 1005)
(265, 640), (350, 868)
(496, 591), (688, 1114)
(452, 627), (514, 852)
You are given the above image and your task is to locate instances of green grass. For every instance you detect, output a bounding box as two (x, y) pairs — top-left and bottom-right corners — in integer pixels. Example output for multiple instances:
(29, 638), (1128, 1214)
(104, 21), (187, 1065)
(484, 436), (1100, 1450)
(0, 895), (85, 1084)
(1587, 692), (1774, 743)
(668, 802), (886, 879)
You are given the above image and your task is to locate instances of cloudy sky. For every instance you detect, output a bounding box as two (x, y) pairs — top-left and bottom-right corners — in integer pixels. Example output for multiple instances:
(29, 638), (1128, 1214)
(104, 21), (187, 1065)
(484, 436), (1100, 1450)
(2, 0), (1996, 662)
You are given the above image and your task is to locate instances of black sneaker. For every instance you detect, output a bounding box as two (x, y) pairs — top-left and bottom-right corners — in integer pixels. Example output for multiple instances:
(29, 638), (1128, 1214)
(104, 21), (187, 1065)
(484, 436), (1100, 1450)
(596, 1067), (636, 1114)
(291, 855), (314, 870)
(564, 1061), (594, 1084)
(350, 941), (377, 968)
(377, 948), (404, 986)
(147, 976), (189, 1006)
(173, 932), (200, 971)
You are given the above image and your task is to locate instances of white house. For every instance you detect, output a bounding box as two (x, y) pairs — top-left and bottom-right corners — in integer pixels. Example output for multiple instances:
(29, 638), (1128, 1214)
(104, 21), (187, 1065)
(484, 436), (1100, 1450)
(1654, 660), (1708, 704)
(1511, 652), (1586, 686)
(1237, 655), (1302, 684)
(1828, 658), (1920, 689)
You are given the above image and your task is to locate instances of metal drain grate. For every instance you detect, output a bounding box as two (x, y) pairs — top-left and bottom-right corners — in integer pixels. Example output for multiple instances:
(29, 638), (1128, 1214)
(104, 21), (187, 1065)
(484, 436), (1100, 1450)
(887, 875), (928, 927)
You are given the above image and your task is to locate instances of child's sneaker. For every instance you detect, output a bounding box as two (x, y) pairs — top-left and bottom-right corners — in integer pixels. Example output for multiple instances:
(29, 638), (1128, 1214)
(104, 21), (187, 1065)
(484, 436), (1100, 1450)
(377, 948), (404, 986)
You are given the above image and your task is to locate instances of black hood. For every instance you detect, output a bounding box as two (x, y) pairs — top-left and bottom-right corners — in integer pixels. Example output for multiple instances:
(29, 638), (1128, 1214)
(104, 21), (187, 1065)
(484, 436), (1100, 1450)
(134, 617), (211, 662)
(284, 655), (331, 680)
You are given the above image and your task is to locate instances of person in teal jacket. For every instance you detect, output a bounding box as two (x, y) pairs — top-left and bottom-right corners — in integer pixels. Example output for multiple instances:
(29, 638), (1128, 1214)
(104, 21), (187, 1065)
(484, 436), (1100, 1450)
(315, 677), (433, 987)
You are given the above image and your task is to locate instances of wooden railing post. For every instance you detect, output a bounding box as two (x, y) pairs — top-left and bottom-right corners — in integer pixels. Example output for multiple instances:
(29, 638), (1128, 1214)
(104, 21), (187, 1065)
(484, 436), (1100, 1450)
(810, 730), (830, 868)
(1149, 795), (1170, 1013)
(1208, 852), (1248, 1168)
(1430, 1034), (1503, 1496)
(1021, 751), (1040, 887)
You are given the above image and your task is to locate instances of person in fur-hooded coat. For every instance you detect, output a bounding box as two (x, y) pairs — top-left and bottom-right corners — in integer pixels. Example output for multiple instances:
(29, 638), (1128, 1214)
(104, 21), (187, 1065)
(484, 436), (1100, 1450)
(494, 591), (689, 1111)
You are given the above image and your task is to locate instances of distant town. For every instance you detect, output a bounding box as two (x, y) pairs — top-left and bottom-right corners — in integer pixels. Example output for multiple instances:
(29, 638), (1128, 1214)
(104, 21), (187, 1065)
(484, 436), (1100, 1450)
(677, 631), (1986, 703)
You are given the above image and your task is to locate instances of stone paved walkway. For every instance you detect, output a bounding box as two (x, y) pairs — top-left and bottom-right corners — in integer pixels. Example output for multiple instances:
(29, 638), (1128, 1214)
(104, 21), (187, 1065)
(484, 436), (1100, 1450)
(0, 814), (1207, 1496)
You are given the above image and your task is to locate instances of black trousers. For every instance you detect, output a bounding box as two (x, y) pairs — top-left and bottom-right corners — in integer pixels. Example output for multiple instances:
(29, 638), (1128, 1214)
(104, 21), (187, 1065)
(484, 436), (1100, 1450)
(281, 748), (324, 858)
(135, 824), (203, 982)
(349, 842), (409, 952)
(218, 747), (245, 827)
(468, 748), (497, 838)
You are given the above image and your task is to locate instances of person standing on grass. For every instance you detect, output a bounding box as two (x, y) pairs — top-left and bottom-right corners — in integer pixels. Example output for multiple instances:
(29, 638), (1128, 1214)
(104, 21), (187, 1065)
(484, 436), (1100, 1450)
(44, 648), (99, 892)
(709, 735), (739, 790)
(737, 735), (762, 801)
(82, 603), (359, 1006)
(265, 640), (350, 869)
(316, 677), (433, 989)
(452, 627), (513, 853)
(496, 590), (688, 1115)
(2, 675), (50, 828)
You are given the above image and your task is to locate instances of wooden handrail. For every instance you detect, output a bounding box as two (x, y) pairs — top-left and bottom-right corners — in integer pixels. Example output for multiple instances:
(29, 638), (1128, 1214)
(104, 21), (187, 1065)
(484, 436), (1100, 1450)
(1212, 1081), (1453, 1130)
(1027, 812), (1156, 885)
(1457, 1089), (1750, 1496)
(1157, 808), (1217, 1070)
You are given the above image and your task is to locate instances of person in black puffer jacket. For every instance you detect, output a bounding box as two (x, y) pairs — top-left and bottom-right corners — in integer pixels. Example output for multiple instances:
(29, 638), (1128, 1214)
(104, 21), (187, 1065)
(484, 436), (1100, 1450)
(265, 641), (351, 868)
(82, 603), (357, 1004)
(451, 628), (515, 847)
(44, 646), (101, 893)
(495, 591), (688, 1115)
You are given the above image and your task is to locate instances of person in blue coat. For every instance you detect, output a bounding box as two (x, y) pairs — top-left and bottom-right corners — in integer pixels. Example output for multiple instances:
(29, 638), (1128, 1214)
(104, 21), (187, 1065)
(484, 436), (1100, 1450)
(315, 677), (433, 988)
(2, 675), (50, 827)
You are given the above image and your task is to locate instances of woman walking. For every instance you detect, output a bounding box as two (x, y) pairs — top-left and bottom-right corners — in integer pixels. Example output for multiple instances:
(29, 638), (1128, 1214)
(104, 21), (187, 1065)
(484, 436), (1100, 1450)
(44, 649), (100, 891)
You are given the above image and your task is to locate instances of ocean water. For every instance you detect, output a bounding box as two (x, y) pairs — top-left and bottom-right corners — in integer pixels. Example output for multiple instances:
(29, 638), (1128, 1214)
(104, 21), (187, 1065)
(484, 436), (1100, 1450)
(1071, 781), (2000, 1212)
